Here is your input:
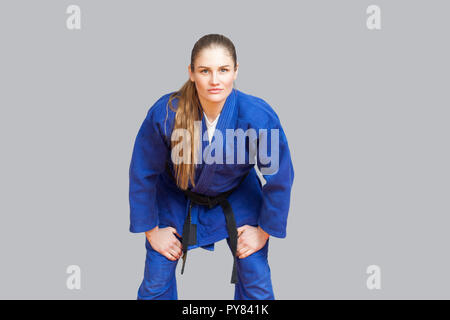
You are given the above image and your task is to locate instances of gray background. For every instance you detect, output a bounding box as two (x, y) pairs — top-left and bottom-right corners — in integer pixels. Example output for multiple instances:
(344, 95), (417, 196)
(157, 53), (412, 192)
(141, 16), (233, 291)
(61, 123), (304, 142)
(0, 0), (448, 299)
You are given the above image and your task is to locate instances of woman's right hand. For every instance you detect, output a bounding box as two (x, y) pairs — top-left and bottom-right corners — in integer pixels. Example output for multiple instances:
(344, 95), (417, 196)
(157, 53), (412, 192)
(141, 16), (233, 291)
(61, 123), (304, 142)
(145, 226), (183, 261)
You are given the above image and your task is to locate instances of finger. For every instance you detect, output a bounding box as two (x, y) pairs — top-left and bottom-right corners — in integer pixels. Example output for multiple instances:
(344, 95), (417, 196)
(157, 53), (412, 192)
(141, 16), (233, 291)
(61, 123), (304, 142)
(239, 248), (253, 259)
(171, 233), (182, 247)
(237, 246), (248, 257)
(173, 239), (183, 249)
(169, 227), (177, 236)
(237, 248), (248, 258)
(170, 227), (181, 237)
(171, 244), (182, 257)
(165, 252), (176, 261)
(169, 248), (181, 259)
(172, 249), (181, 260)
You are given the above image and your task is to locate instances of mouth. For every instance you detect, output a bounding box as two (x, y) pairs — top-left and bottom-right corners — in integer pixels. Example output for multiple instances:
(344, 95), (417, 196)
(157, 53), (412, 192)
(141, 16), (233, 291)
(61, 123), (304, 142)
(208, 88), (223, 94)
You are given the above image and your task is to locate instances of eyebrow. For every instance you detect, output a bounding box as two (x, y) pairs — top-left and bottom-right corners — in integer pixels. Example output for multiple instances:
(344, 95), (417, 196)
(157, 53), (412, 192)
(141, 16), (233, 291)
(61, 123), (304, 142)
(198, 65), (231, 69)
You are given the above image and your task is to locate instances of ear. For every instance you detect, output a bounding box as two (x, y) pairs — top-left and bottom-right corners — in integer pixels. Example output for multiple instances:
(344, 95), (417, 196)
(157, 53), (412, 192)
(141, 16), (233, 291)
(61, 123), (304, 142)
(233, 62), (239, 80)
(188, 64), (194, 82)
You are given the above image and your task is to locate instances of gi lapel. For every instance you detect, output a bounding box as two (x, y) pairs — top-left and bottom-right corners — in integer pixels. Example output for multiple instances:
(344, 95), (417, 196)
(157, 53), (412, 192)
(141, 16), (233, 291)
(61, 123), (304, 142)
(192, 88), (238, 195)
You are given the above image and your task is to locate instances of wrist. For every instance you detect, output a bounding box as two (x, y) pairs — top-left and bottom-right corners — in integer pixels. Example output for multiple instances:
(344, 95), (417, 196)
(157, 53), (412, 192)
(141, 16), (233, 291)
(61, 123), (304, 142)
(258, 226), (269, 240)
(146, 226), (158, 238)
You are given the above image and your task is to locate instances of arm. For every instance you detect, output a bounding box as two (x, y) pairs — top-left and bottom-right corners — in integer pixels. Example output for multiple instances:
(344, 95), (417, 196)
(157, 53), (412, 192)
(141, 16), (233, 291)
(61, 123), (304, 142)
(129, 107), (169, 233)
(256, 119), (295, 238)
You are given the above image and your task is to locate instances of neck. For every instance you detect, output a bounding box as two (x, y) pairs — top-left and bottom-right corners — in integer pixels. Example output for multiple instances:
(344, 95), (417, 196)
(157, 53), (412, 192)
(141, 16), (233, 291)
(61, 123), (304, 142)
(198, 96), (225, 123)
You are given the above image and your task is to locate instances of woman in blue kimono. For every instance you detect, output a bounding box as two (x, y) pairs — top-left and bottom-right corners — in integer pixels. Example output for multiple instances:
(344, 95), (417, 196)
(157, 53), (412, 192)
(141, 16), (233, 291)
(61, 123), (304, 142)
(129, 34), (294, 300)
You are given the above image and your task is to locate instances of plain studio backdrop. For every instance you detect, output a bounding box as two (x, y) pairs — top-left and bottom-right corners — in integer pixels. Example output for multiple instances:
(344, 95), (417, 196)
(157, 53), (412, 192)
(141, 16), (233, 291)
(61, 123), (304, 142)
(0, 0), (449, 299)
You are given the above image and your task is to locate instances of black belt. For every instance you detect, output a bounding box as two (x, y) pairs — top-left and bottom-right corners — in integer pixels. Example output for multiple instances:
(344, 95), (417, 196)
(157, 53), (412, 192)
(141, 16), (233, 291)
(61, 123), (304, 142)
(165, 163), (249, 284)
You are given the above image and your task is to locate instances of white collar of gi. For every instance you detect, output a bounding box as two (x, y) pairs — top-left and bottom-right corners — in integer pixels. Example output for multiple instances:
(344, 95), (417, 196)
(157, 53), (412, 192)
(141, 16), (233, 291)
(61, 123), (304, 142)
(203, 111), (220, 127)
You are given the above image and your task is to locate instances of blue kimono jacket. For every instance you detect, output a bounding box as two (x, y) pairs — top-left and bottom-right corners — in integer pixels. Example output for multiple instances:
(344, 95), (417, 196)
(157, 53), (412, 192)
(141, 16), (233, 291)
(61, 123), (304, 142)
(129, 88), (294, 251)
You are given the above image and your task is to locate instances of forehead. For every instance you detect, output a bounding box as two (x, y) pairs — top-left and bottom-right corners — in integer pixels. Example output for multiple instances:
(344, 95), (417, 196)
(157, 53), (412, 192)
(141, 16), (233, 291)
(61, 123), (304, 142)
(195, 47), (233, 68)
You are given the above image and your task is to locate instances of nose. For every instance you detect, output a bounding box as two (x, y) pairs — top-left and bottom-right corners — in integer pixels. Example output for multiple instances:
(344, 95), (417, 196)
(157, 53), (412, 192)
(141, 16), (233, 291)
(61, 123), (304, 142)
(210, 71), (220, 85)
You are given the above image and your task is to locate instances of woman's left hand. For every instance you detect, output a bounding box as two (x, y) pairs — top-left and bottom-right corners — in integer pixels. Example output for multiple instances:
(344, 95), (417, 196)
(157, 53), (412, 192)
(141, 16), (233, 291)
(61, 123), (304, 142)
(236, 225), (269, 259)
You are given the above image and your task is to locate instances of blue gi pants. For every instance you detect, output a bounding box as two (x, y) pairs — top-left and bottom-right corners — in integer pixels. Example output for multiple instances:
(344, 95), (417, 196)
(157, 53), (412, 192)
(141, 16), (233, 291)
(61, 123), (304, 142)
(137, 237), (275, 300)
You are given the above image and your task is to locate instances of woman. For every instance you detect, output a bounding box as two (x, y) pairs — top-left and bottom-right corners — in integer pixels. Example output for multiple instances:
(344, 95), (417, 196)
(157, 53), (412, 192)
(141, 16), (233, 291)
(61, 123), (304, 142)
(129, 34), (294, 300)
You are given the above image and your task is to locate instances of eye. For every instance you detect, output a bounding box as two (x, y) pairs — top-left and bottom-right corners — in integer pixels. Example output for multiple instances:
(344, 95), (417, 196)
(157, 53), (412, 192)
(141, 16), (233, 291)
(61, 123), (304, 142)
(221, 68), (229, 72)
(201, 69), (209, 74)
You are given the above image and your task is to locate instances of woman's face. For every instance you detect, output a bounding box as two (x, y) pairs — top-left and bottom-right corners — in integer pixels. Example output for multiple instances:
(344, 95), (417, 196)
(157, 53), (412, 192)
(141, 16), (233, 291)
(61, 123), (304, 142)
(188, 46), (238, 106)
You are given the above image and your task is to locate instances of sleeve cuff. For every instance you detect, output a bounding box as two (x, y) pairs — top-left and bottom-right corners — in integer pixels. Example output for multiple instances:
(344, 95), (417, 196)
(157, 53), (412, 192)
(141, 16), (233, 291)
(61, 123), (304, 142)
(129, 220), (158, 233)
(257, 220), (286, 238)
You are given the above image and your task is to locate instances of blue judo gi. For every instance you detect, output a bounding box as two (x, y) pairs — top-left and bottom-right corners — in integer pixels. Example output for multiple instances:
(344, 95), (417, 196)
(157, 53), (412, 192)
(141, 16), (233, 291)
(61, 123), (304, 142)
(129, 88), (294, 300)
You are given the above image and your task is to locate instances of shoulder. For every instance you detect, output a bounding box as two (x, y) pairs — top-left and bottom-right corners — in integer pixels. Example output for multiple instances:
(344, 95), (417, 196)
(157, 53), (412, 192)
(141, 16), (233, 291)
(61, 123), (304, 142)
(140, 91), (178, 143)
(145, 91), (178, 122)
(235, 89), (281, 128)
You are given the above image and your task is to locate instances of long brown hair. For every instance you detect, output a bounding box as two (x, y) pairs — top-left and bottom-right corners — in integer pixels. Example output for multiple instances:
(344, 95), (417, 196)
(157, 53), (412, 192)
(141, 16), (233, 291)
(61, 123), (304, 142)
(166, 34), (237, 190)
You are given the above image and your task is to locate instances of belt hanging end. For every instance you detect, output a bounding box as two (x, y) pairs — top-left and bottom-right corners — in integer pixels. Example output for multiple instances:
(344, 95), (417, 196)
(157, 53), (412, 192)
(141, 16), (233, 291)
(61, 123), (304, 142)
(181, 251), (187, 275)
(230, 257), (238, 284)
